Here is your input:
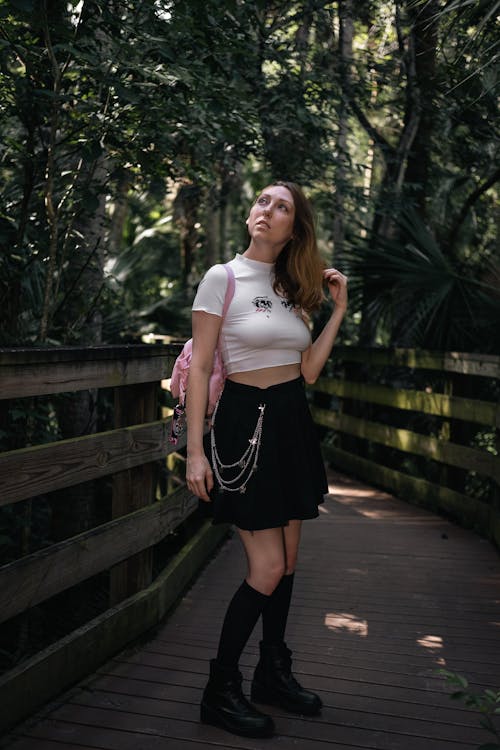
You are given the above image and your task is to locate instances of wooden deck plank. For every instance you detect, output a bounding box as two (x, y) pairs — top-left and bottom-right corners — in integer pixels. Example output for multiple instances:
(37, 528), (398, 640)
(77, 671), (484, 732)
(4, 469), (500, 750)
(7, 703), (477, 750)
(94, 658), (481, 714)
(149, 630), (500, 670)
(5, 742), (91, 750)
(106, 649), (493, 697)
(138, 637), (500, 684)
(61, 685), (488, 745)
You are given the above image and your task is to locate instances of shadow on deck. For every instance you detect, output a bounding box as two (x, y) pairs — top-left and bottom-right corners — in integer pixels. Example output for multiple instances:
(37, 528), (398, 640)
(4, 469), (500, 750)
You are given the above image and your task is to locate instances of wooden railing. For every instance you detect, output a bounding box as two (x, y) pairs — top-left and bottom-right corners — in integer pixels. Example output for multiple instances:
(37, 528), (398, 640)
(0, 345), (228, 733)
(1, 344), (498, 733)
(310, 347), (500, 547)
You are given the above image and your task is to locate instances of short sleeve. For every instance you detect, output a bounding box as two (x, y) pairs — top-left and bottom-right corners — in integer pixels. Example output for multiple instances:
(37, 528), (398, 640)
(192, 264), (229, 317)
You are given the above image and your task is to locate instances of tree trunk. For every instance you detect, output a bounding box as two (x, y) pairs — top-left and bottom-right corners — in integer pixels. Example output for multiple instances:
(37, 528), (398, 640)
(63, 155), (107, 344)
(334, 0), (354, 259)
(48, 3), (112, 542)
(204, 186), (219, 269)
(108, 169), (131, 257)
(174, 182), (201, 297)
(404, 0), (439, 219)
(353, 4), (423, 344)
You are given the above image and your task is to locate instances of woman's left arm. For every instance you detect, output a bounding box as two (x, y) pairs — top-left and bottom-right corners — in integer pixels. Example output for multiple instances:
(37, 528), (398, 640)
(300, 268), (348, 385)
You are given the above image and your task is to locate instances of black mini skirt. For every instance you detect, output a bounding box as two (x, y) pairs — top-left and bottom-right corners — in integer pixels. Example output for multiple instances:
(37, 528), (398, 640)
(200, 377), (328, 531)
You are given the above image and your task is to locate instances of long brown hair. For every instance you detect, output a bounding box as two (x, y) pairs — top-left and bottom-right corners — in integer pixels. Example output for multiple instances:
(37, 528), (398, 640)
(267, 181), (325, 313)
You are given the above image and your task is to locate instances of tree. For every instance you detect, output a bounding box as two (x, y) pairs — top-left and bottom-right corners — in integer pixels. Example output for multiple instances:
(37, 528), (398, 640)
(332, 0), (499, 350)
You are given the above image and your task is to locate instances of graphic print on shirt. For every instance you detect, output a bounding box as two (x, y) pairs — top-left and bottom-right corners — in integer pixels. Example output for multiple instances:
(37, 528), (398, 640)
(252, 296), (273, 318)
(281, 298), (303, 318)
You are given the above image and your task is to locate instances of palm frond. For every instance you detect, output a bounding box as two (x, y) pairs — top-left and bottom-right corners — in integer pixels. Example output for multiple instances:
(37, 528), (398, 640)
(340, 208), (500, 352)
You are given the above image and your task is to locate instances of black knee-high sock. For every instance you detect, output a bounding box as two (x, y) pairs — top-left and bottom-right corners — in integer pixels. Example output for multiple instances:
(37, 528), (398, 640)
(262, 572), (295, 645)
(216, 580), (270, 668)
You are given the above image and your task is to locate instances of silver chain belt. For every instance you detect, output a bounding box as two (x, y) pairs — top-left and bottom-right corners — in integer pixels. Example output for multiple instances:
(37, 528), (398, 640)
(210, 397), (266, 494)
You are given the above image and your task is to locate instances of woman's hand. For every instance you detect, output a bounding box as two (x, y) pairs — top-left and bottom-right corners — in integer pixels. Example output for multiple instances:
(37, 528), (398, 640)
(323, 268), (348, 312)
(186, 452), (214, 502)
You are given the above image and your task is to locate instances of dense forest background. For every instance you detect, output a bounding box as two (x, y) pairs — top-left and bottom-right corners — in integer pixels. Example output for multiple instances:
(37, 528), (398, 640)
(1, 0), (499, 353)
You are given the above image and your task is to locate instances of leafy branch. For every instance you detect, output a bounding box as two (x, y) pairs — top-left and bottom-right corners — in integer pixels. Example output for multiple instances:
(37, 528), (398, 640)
(437, 669), (500, 750)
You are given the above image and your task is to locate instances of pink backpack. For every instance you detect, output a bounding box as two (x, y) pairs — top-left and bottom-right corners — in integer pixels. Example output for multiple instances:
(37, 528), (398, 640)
(169, 264), (235, 444)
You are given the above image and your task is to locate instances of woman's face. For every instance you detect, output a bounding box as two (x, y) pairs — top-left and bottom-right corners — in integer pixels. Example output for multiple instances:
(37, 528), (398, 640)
(247, 185), (295, 249)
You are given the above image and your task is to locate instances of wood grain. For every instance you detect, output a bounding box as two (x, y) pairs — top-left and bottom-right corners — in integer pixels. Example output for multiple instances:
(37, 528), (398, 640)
(323, 444), (500, 546)
(0, 486), (199, 624)
(0, 521), (229, 734)
(331, 346), (500, 378)
(314, 377), (499, 427)
(0, 420), (178, 506)
(0, 348), (177, 400)
(312, 406), (500, 482)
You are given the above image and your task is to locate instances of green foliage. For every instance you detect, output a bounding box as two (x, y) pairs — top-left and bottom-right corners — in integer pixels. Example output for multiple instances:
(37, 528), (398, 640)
(342, 208), (500, 351)
(437, 669), (500, 750)
(0, 0), (336, 345)
(0, 0), (497, 349)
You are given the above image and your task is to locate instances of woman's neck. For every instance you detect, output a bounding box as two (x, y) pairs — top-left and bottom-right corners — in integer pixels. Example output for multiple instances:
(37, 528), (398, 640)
(243, 239), (285, 264)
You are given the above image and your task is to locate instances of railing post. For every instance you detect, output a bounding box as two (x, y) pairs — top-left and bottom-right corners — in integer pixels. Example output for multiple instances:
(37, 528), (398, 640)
(110, 381), (158, 605)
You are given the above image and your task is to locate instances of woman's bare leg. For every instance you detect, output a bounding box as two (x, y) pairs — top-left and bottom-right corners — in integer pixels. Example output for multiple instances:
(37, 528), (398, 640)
(282, 519), (302, 574)
(237, 527), (287, 595)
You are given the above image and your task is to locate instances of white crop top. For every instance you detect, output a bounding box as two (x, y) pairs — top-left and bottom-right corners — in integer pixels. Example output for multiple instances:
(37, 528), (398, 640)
(192, 253), (311, 375)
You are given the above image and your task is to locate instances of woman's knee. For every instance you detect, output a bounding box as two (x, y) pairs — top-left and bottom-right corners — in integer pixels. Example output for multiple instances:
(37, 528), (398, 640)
(247, 559), (286, 595)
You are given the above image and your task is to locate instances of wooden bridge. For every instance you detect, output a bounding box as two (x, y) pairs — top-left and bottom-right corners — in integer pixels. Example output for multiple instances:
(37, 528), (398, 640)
(0, 345), (499, 749)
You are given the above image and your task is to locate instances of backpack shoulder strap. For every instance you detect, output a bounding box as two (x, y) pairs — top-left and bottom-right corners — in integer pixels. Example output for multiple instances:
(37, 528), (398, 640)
(221, 263), (235, 318)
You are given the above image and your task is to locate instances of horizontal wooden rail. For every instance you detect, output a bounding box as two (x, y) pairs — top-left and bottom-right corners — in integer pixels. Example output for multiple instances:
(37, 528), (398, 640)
(312, 407), (500, 483)
(0, 419), (175, 506)
(315, 377), (500, 427)
(0, 345), (179, 399)
(0, 520), (228, 734)
(0, 343), (496, 734)
(331, 346), (500, 378)
(313, 346), (499, 548)
(0, 344), (233, 736)
(0, 486), (198, 625)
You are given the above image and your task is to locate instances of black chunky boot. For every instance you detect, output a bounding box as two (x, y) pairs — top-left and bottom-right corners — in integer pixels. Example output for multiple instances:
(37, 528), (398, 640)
(201, 659), (275, 738)
(251, 641), (322, 716)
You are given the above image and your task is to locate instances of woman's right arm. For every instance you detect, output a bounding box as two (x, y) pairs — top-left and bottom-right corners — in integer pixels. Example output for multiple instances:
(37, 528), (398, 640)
(185, 310), (222, 501)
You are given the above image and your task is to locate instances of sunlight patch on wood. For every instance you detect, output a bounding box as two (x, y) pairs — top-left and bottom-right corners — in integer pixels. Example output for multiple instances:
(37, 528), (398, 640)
(327, 485), (377, 498)
(324, 612), (368, 636)
(417, 634), (444, 650)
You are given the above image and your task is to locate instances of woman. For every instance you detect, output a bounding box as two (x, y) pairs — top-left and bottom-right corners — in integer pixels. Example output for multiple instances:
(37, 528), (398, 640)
(186, 181), (347, 738)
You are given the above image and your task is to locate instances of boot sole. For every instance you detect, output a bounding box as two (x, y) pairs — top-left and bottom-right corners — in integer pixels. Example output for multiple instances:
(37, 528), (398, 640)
(200, 701), (275, 738)
(251, 682), (322, 717)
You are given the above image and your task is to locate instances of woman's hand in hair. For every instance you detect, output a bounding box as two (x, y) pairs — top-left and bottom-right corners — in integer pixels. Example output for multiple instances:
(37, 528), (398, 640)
(323, 268), (348, 312)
